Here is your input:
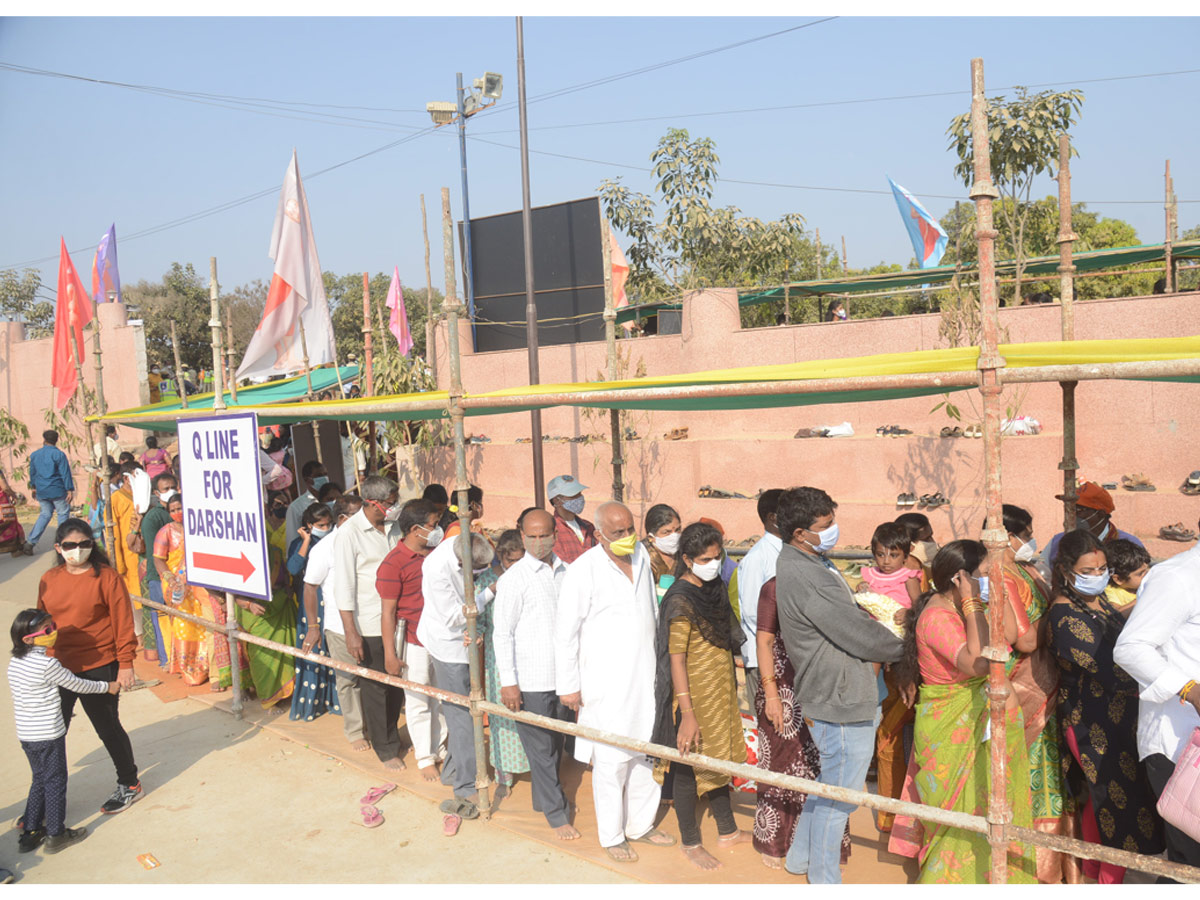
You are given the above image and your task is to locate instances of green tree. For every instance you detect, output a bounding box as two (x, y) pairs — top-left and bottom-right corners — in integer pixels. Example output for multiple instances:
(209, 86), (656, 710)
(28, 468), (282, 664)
(325, 271), (442, 367)
(0, 268), (53, 338)
(948, 87), (1084, 303)
(599, 128), (808, 306)
(124, 263), (217, 372)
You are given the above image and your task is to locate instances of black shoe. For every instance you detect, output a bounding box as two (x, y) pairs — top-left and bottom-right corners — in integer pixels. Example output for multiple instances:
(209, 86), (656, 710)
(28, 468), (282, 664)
(17, 828), (46, 853)
(0, 868), (13, 884)
(100, 781), (143, 814)
(44, 826), (87, 854)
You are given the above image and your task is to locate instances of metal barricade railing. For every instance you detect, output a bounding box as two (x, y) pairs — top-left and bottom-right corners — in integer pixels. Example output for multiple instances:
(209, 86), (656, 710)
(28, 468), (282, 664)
(138, 592), (1200, 884)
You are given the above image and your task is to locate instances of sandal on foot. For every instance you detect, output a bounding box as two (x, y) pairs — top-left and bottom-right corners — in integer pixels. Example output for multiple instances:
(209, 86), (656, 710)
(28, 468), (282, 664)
(630, 827), (677, 846)
(359, 805), (384, 828)
(361, 783), (397, 806)
(604, 841), (639, 862)
(442, 814), (462, 836)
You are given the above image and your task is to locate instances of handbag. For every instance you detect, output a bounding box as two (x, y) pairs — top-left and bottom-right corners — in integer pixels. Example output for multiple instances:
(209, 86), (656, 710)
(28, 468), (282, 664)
(1156, 726), (1200, 843)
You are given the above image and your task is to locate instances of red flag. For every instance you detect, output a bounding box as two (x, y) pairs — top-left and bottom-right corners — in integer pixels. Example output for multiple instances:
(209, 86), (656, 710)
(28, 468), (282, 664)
(51, 237), (94, 410)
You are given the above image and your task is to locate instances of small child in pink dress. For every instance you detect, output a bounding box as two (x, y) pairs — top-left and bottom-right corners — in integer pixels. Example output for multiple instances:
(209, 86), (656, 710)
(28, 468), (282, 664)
(858, 522), (924, 625)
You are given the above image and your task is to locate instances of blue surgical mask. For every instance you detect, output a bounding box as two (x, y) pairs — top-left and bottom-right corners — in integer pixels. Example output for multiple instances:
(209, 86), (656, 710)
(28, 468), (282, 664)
(312, 475), (329, 492)
(806, 523), (839, 554)
(1097, 522), (1111, 541)
(1074, 570), (1110, 596)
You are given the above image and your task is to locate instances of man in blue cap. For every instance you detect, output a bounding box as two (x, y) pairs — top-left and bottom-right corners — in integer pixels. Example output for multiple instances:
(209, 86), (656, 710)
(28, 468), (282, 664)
(547, 474), (596, 564)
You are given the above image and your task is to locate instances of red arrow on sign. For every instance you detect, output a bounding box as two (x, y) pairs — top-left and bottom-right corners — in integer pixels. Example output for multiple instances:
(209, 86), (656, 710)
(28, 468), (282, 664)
(193, 550), (256, 583)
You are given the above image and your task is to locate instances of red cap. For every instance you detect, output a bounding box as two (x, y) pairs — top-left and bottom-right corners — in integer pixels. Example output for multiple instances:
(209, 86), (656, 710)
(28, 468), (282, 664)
(1056, 481), (1114, 514)
(699, 517), (725, 537)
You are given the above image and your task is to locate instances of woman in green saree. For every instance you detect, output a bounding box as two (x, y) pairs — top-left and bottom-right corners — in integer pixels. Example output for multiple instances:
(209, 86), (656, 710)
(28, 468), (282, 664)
(892, 539), (1037, 884)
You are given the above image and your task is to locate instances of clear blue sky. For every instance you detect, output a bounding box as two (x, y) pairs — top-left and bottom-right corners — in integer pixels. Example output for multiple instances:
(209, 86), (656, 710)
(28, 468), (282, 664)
(2, 15), (1198, 303)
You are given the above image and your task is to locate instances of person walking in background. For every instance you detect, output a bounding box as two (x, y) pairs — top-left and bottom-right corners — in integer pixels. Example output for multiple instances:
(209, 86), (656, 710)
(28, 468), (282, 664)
(36, 518), (142, 815)
(24, 431), (74, 555)
(548, 475), (596, 563)
(1113, 524), (1200, 878)
(9, 609), (120, 855)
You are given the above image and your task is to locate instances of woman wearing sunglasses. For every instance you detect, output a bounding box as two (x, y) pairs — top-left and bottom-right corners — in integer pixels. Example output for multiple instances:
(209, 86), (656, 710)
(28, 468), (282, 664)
(36, 518), (143, 815)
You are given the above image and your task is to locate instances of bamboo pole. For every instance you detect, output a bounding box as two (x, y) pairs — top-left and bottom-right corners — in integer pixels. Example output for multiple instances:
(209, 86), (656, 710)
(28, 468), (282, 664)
(169, 321), (189, 410)
(421, 193), (437, 382)
(65, 284), (98, 513)
(297, 318), (315, 400)
(968, 57), (1012, 885)
(90, 295), (115, 555)
(224, 312), (238, 404)
(1164, 160), (1175, 293)
(134, 589), (1200, 884)
(225, 591), (243, 720)
(444, 251), (491, 816)
(209, 258), (225, 412)
(1056, 133), (1079, 531)
(599, 216), (623, 503)
(362, 273), (376, 474)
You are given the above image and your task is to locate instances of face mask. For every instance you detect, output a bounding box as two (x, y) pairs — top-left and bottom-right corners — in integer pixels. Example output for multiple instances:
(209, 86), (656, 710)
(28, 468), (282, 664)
(1074, 570), (1110, 596)
(383, 503), (402, 524)
(691, 559), (721, 582)
(423, 525), (445, 549)
(835, 309), (847, 320)
(522, 534), (555, 559)
(158, 489), (177, 503)
(31, 630), (58, 649)
(170, 510), (184, 524)
(806, 523), (839, 554)
(311, 527), (330, 539)
(1097, 522), (1111, 541)
(63, 546), (92, 566)
(325, 501), (337, 513)
(1013, 536), (1037, 563)
(311, 476), (329, 492)
(270, 506), (286, 519)
(653, 532), (681, 555)
(920, 540), (939, 561)
(606, 532), (638, 557)
(561, 496), (586, 516)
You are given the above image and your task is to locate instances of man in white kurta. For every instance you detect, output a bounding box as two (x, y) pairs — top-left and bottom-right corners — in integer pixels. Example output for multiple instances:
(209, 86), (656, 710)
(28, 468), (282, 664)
(555, 502), (670, 859)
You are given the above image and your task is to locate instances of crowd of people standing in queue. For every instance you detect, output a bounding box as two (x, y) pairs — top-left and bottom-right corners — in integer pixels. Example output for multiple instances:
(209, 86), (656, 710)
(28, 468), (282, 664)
(6, 420), (1200, 883)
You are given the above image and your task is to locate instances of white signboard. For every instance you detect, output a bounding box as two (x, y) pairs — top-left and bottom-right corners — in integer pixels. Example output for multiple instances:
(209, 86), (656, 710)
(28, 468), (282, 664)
(177, 412), (271, 601)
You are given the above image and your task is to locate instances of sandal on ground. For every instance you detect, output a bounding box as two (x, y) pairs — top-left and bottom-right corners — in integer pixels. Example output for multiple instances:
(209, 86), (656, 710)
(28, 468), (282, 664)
(360, 783), (397, 806)
(1160, 523), (1198, 542)
(604, 841), (639, 862)
(439, 798), (480, 820)
(442, 814), (462, 837)
(918, 494), (934, 508)
(358, 805), (384, 828)
(664, 427), (689, 441)
(1180, 471), (1200, 495)
(940, 426), (962, 438)
(928, 491), (949, 508)
(1122, 473), (1156, 492)
(697, 485), (712, 498)
(629, 827), (677, 846)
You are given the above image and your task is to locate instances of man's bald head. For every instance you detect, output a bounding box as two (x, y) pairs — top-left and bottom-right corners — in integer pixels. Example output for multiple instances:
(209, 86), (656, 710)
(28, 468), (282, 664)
(596, 501), (635, 540)
(520, 508), (554, 537)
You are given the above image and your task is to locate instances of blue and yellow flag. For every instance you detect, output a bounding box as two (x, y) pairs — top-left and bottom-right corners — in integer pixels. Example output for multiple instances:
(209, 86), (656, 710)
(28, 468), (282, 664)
(888, 178), (948, 269)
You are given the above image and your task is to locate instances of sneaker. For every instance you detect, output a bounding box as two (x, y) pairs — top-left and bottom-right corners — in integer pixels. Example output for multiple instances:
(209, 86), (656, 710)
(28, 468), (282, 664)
(0, 868), (13, 884)
(17, 828), (46, 853)
(100, 781), (143, 814)
(44, 826), (87, 854)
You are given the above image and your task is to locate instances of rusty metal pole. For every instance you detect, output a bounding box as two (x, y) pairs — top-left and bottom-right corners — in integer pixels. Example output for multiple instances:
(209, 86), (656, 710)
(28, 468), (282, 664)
(362, 273), (376, 474)
(226, 591), (243, 719)
(600, 216), (624, 503)
(517, 16), (546, 509)
(1056, 134), (1079, 531)
(169, 321), (189, 410)
(444, 253), (491, 816)
(420, 193), (437, 383)
(1164, 160), (1175, 293)
(209, 258), (226, 412)
(968, 57), (1012, 885)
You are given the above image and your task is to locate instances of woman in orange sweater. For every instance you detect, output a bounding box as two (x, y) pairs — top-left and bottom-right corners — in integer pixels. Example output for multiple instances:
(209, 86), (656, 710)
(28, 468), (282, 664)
(37, 518), (143, 816)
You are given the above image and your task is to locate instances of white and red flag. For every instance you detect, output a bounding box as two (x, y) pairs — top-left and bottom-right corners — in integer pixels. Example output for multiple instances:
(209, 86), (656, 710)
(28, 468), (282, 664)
(237, 150), (336, 381)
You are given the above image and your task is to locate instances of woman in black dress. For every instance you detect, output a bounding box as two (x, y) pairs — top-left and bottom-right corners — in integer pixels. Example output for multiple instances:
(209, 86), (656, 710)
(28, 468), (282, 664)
(1048, 530), (1164, 883)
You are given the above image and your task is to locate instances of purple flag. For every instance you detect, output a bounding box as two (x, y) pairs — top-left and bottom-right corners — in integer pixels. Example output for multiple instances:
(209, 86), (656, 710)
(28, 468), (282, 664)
(91, 224), (123, 303)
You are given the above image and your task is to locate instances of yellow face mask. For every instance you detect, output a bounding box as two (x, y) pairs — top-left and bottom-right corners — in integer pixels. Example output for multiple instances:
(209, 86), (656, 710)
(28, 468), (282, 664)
(607, 533), (639, 557)
(31, 630), (58, 649)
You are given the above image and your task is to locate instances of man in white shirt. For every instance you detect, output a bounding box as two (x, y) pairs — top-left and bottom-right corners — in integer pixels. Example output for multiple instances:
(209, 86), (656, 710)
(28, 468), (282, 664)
(494, 509), (578, 840)
(417, 530), (495, 817)
(333, 476), (402, 769)
(555, 501), (674, 862)
(736, 488), (784, 708)
(303, 494), (367, 753)
(287, 459), (328, 548)
(1113, 530), (1200, 874)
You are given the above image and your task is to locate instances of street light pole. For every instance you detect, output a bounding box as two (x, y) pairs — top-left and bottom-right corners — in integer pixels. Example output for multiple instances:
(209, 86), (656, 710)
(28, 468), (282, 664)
(455, 72), (477, 351)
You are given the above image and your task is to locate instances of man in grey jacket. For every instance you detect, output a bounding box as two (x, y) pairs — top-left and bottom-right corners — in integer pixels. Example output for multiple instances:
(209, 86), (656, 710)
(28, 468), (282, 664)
(774, 486), (904, 884)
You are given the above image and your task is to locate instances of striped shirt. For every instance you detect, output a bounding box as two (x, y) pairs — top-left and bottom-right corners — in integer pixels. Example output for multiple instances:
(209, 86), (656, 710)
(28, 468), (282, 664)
(8, 648), (109, 742)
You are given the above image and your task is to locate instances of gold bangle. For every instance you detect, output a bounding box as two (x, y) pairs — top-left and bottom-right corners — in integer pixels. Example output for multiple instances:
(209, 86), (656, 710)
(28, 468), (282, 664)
(1181, 680), (1197, 704)
(675, 691), (690, 698)
(680, 706), (694, 713)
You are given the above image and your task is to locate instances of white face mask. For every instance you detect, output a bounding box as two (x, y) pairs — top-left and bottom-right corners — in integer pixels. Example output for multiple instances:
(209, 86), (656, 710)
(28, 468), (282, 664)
(806, 522), (839, 554)
(422, 525), (444, 548)
(691, 559), (722, 582)
(383, 503), (402, 524)
(311, 527), (330, 539)
(63, 547), (92, 566)
(1013, 535), (1038, 563)
(158, 489), (177, 503)
(654, 531), (681, 555)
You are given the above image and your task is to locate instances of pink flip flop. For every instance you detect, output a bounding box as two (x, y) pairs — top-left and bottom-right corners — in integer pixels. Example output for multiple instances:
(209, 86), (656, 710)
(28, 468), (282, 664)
(443, 814), (462, 837)
(360, 783), (397, 806)
(359, 804), (384, 828)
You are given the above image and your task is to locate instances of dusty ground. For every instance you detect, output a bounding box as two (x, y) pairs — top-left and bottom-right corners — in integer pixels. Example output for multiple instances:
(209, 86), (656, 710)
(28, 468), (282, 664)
(0, 524), (915, 885)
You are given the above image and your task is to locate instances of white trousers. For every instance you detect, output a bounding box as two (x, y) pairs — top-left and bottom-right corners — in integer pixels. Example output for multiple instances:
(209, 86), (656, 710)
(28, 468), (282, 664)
(591, 754), (662, 848)
(404, 643), (447, 769)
